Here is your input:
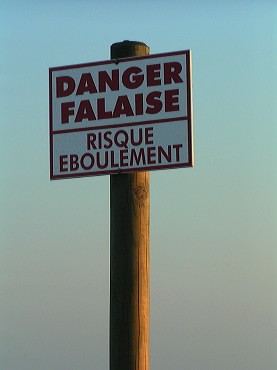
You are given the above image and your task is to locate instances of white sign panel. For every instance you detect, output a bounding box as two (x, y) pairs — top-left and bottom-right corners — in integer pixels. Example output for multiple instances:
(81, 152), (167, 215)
(49, 50), (193, 179)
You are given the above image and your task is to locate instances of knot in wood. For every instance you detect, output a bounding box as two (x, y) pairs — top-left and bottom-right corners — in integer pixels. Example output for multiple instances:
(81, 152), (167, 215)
(133, 185), (148, 206)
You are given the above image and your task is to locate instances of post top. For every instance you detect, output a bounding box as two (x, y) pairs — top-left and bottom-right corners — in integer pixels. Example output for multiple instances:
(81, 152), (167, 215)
(110, 40), (150, 59)
(111, 40), (149, 47)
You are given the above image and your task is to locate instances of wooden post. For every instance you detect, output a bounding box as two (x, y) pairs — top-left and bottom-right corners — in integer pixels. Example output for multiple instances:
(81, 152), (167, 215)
(110, 41), (150, 370)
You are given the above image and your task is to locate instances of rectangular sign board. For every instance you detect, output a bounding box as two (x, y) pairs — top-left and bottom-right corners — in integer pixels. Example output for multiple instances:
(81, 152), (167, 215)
(49, 50), (193, 179)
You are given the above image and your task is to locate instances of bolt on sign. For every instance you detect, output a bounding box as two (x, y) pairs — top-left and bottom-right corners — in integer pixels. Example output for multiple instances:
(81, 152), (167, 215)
(49, 50), (193, 179)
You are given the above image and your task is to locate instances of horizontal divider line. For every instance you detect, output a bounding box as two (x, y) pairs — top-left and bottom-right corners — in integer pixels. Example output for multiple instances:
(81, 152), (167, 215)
(51, 116), (188, 135)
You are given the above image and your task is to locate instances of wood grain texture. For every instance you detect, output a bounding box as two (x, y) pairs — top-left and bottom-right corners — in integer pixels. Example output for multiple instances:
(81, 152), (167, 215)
(110, 41), (150, 370)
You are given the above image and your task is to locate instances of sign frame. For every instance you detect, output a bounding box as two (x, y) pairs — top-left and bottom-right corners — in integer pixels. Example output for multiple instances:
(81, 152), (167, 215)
(49, 50), (193, 179)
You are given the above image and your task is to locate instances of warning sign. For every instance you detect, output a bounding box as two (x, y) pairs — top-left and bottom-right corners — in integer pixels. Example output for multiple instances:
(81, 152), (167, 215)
(49, 50), (193, 179)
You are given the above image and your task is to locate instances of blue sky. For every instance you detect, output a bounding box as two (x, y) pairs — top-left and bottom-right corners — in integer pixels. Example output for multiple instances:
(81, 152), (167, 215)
(1, 1), (276, 369)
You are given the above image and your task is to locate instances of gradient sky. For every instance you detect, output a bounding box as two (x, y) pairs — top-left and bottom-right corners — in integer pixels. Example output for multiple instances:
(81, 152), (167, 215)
(1, 1), (276, 369)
